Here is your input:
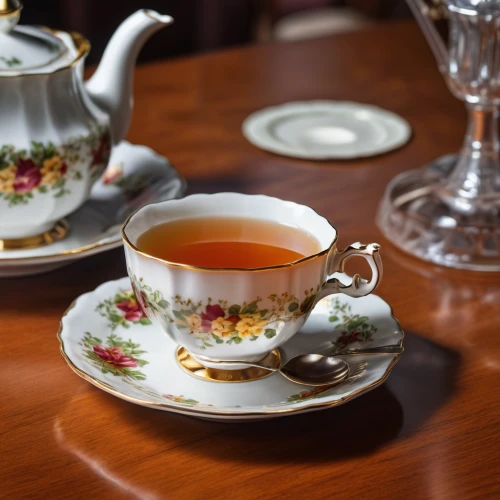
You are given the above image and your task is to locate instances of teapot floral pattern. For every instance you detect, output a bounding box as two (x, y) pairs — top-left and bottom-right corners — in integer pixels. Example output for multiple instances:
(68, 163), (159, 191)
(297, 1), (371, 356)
(0, 127), (110, 206)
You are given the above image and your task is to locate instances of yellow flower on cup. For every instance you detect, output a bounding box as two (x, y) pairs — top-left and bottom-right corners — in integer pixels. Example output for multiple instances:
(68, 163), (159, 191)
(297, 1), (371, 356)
(185, 314), (203, 334)
(211, 316), (237, 337)
(235, 314), (268, 338)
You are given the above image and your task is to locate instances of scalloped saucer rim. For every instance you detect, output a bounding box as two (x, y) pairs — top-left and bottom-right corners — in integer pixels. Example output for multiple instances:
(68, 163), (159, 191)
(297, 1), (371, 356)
(58, 277), (404, 421)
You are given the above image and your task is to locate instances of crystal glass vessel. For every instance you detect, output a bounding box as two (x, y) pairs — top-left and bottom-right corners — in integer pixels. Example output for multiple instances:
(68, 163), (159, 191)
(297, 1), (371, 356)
(377, 0), (500, 271)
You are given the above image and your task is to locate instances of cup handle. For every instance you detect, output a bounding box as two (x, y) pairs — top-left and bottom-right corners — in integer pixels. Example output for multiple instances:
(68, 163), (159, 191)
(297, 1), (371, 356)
(317, 242), (382, 301)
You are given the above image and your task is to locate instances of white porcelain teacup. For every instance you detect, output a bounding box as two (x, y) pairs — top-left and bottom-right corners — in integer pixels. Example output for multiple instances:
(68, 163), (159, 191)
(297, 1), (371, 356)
(122, 193), (382, 368)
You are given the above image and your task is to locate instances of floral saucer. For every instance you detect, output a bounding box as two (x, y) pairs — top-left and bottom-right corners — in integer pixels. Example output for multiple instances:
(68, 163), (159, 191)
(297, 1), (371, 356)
(0, 142), (186, 277)
(58, 277), (404, 421)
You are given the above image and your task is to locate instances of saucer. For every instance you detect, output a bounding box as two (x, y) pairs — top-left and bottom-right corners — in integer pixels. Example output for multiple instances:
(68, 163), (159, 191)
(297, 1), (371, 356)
(242, 101), (411, 160)
(0, 142), (186, 277)
(58, 277), (404, 421)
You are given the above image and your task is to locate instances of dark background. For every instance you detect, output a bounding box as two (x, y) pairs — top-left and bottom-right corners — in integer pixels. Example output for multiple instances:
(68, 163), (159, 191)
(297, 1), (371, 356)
(21, 0), (415, 64)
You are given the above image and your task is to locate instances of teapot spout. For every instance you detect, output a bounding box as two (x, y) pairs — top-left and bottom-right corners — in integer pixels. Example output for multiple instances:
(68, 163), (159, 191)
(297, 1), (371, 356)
(86, 10), (173, 143)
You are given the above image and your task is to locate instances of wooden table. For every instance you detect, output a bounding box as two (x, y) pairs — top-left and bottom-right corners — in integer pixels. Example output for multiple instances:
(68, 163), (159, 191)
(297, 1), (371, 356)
(2, 21), (499, 499)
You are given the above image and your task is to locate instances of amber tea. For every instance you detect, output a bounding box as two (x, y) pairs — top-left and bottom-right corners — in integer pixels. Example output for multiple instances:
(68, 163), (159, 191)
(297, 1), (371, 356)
(136, 216), (321, 268)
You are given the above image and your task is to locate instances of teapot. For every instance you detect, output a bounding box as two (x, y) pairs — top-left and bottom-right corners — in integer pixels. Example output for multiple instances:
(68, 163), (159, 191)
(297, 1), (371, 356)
(0, 0), (173, 243)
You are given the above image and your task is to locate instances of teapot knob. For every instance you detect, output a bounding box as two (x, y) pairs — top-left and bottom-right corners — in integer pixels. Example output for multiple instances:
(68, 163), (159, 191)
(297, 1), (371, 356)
(0, 0), (22, 34)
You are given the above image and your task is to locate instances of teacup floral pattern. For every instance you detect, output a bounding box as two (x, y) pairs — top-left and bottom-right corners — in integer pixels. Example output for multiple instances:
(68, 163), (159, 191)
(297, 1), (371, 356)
(0, 126), (110, 206)
(130, 273), (320, 349)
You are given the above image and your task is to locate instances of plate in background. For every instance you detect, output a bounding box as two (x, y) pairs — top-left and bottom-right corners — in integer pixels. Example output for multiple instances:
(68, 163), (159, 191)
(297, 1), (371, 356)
(242, 101), (411, 160)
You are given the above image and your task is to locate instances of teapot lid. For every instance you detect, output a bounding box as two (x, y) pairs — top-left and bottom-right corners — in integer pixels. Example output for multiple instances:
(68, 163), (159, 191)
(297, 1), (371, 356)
(0, 0), (88, 75)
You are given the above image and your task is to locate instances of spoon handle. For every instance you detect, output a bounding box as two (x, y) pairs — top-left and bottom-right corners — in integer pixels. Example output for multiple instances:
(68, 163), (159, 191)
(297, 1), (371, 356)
(335, 345), (403, 355)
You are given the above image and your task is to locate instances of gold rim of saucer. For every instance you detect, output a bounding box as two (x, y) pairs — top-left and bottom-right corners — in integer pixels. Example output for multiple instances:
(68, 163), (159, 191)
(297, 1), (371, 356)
(0, 219), (69, 251)
(176, 346), (281, 383)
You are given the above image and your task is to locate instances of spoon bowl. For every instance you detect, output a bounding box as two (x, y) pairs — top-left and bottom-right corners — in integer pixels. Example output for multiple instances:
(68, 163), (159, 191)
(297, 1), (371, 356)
(279, 354), (349, 386)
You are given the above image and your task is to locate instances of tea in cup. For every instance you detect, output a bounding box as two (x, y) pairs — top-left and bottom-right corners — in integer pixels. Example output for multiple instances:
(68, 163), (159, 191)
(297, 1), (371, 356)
(122, 193), (382, 367)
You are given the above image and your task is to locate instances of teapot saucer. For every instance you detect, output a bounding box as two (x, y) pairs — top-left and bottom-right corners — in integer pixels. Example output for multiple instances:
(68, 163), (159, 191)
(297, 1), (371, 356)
(58, 277), (404, 422)
(0, 142), (186, 277)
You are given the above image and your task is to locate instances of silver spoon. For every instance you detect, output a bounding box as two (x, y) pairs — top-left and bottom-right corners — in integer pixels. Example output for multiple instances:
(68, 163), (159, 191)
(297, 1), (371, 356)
(192, 345), (403, 387)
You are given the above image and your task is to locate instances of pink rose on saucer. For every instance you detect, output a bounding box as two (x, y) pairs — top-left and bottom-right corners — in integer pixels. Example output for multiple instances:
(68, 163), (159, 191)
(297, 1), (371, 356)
(116, 297), (146, 322)
(93, 345), (139, 368)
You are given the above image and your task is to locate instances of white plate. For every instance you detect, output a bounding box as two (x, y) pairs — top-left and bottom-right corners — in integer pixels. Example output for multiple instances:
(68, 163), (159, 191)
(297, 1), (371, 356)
(58, 277), (404, 422)
(242, 101), (411, 160)
(0, 142), (186, 277)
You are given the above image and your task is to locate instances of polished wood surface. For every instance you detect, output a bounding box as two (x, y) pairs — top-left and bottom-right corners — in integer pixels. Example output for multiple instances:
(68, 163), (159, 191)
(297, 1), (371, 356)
(2, 21), (499, 499)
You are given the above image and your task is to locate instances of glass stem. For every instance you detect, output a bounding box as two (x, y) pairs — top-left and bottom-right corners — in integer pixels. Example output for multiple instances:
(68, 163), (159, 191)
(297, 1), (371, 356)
(463, 105), (499, 158)
(442, 104), (500, 213)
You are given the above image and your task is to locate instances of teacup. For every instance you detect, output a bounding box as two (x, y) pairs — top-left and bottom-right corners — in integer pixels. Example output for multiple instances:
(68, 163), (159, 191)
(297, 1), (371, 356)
(122, 193), (382, 368)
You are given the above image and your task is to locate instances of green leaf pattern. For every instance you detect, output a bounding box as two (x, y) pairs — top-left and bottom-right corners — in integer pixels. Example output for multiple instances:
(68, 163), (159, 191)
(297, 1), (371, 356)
(0, 56), (21, 67)
(329, 298), (377, 351)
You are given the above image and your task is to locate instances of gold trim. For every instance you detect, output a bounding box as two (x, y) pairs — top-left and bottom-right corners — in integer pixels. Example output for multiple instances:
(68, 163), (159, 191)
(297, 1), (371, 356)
(1, 237), (121, 264)
(0, 0), (21, 16)
(67, 30), (91, 67)
(0, 219), (69, 250)
(56, 280), (405, 418)
(0, 6), (20, 17)
(0, 29), (90, 77)
(121, 195), (337, 273)
(176, 346), (281, 383)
